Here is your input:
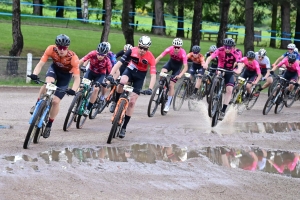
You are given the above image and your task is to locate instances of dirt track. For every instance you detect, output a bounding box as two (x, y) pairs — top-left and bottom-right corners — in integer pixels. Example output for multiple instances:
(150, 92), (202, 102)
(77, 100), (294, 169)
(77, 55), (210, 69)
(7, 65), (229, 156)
(0, 87), (300, 200)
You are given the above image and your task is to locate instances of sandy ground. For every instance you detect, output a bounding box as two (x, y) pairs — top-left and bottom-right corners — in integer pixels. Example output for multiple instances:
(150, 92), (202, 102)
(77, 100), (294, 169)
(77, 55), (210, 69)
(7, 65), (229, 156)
(1, 86), (300, 200)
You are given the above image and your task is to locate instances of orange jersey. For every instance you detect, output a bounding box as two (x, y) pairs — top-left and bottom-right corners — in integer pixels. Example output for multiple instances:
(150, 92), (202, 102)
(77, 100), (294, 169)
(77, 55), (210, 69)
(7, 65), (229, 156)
(187, 52), (205, 65)
(40, 45), (80, 75)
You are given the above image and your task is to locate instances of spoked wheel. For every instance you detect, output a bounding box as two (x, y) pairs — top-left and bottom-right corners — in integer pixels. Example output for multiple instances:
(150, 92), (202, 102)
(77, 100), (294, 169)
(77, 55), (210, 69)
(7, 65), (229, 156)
(268, 77), (278, 96)
(147, 85), (162, 117)
(198, 81), (207, 100)
(230, 85), (240, 106)
(23, 100), (46, 149)
(34, 102), (50, 144)
(275, 94), (285, 114)
(246, 85), (260, 110)
(76, 114), (88, 129)
(89, 96), (106, 119)
(205, 77), (212, 103)
(208, 79), (220, 118)
(173, 81), (187, 111)
(63, 92), (82, 131)
(263, 87), (279, 115)
(211, 111), (219, 127)
(107, 100), (125, 144)
(161, 91), (168, 116)
(284, 88), (296, 108)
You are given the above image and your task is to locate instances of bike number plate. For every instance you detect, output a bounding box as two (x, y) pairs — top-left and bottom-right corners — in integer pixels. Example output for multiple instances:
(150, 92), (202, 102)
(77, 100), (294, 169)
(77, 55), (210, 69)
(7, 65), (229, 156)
(205, 71), (209, 75)
(46, 83), (57, 90)
(82, 78), (91, 85)
(160, 72), (168, 77)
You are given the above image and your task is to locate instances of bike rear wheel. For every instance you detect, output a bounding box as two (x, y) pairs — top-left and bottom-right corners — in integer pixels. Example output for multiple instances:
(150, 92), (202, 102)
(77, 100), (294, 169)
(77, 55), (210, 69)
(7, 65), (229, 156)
(107, 100), (125, 144)
(161, 91), (168, 116)
(63, 92), (81, 131)
(275, 94), (285, 114)
(208, 79), (220, 118)
(147, 85), (162, 117)
(284, 88), (296, 108)
(263, 87), (279, 115)
(173, 81), (187, 111)
(268, 77), (278, 96)
(246, 85), (260, 110)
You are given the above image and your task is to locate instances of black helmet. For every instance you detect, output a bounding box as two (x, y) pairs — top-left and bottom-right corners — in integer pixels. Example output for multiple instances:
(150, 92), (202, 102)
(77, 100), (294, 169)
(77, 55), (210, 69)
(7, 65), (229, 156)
(97, 42), (109, 54)
(288, 54), (297, 63)
(246, 51), (255, 59)
(223, 38), (235, 47)
(192, 45), (201, 54)
(55, 34), (70, 46)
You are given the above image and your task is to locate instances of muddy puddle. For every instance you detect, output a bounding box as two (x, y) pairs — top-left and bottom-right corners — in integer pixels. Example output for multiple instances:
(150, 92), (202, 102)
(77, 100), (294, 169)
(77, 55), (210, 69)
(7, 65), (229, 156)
(3, 144), (300, 178)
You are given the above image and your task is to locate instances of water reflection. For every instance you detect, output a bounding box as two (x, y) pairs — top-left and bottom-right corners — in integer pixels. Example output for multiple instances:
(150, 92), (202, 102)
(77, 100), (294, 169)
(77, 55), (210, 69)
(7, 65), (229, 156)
(235, 122), (300, 133)
(201, 147), (300, 178)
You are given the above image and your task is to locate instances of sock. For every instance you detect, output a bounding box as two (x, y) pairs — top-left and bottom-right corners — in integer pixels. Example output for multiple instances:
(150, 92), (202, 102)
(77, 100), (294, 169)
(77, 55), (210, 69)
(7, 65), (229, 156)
(115, 92), (121, 103)
(46, 118), (54, 127)
(122, 115), (131, 129)
(87, 102), (93, 110)
(166, 96), (173, 106)
(221, 104), (227, 113)
(193, 88), (198, 94)
(100, 95), (105, 100)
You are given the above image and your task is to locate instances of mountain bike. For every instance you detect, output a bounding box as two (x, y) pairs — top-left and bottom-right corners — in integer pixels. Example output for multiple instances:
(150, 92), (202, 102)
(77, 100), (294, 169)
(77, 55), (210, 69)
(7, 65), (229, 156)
(107, 84), (134, 144)
(263, 75), (290, 115)
(173, 73), (194, 111)
(268, 67), (286, 96)
(24, 76), (65, 149)
(284, 82), (300, 108)
(145, 72), (171, 117)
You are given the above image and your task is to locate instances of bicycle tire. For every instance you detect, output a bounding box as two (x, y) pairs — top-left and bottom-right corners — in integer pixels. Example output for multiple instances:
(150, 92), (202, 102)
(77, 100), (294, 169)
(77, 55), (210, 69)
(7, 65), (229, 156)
(107, 100), (126, 144)
(268, 77), (278, 96)
(160, 90), (168, 116)
(263, 87), (279, 115)
(89, 96), (102, 119)
(173, 81), (187, 111)
(208, 79), (220, 118)
(198, 81), (207, 100)
(33, 100), (49, 143)
(275, 96), (285, 114)
(63, 92), (81, 131)
(246, 85), (260, 110)
(284, 88), (296, 108)
(76, 95), (88, 129)
(230, 85), (240, 106)
(23, 100), (45, 149)
(205, 76), (212, 103)
(147, 85), (162, 117)
(211, 111), (219, 127)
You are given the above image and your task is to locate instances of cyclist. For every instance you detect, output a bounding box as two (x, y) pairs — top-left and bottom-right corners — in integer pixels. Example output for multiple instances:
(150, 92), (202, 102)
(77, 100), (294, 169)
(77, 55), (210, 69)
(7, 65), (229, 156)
(203, 38), (241, 120)
(271, 54), (300, 96)
(104, 42), (117, 67)
(155, 38), (188, 112)
(78, 42), (112, 116)
(205, 45), (218, 75)
(28, 34), (80, 138)
(272, 43), (299, 66)
(106, 35), (156, 139)
(236, 51), (262, 99)
(186, 45), (205, 99)
(255, 49), (272, 93)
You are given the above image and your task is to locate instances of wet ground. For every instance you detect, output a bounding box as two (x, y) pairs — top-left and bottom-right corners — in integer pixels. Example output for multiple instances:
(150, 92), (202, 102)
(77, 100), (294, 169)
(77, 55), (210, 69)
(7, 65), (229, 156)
(1, 87), (300, 199)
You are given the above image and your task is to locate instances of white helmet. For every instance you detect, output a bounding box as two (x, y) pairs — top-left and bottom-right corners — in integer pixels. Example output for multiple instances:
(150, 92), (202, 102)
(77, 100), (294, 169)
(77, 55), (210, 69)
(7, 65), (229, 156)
(138, 36), (151, 47)
(287, 43), (296, 49)
(294, 48), (298, 53)
(124, 44), (133, 51)
(209, 45), (217, 52)
(103, 42), (111, 51)
(258, 48), (267, 57)
(172, 38), (183, 46)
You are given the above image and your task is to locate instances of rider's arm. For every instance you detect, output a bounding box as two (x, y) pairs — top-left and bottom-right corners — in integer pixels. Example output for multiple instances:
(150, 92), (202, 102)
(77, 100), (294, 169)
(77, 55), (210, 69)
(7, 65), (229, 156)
(155, 54), (164, 65)
(273, 55), (284, 66)
(155, 47), (170, 64)
(71, 74), (81, 92)
(110, 49), (132, 75)
(70, 55), (81, 91)
(234, 62), (244, 75)
(148, 56), (157, 90)
(33, 45), (53, 75)
(33, 61), (46, 75)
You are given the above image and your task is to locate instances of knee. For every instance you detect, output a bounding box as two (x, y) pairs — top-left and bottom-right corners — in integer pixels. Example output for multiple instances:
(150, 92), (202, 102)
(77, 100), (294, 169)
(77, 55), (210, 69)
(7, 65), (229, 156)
(52, 98), (60, 107)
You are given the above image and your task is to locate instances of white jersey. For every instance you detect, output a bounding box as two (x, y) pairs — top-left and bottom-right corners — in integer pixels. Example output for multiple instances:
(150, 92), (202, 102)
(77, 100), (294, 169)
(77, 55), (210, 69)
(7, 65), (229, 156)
(255, 52), (270, 69)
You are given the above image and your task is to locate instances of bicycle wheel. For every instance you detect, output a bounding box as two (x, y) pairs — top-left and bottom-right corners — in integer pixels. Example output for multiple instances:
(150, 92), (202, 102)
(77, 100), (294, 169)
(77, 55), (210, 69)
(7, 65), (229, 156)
(208, 79), (220, 118)
(63, 92), (82, 131)
(205, 76), (212, 103)
(23, 100), (46, 149)
(89, 89), (102, 119)
(246, 85), (260, 110)
(76, 96), (88, 129)
(173, 81), (187, 111)
(263, 87), (279, 115)
(211, 111), (219, 127)
(198, 81), (207, 100)
(284, 88), (296, 108)
(107, 100), (125, 144)
(33, 101), (49, 144)
(230, 85), (240, 106)
(268, 77), (278, 96)
(147, 85), (162, 117)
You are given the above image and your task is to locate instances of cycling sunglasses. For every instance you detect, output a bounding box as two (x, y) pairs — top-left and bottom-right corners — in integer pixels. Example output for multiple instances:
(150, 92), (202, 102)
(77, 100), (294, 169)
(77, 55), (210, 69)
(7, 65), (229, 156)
(224, 46), (232, 50)
(138, 46), (149, 51)
(174, 46), (181, 49)
(97, 53), (107, 56)
(57, 46), (68, 51)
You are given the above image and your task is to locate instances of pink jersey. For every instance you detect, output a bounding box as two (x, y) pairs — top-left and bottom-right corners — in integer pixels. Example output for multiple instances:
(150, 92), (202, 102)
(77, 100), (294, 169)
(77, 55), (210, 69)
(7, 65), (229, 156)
(278, 58), (300, 76)
(160, 46), (188, 64)
(210, 47), (240, 70)
(240, 57), (261, 74)
(82, 50), (112, 74)
(272, 156), (299, 173)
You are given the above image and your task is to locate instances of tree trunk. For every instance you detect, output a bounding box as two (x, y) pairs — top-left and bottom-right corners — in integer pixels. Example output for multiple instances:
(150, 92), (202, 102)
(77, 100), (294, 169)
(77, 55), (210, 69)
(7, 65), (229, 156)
(82, 0), (88, 23)
(7, 0), (23, 75)
(102, 0), (106, 26)
(280, 1), (291, 49)
(217, 0), (230, 47)
(165, 0), (176, 16)
(33, 0), (43, 16)
(244, 0), (254, 53)
(153, 0), (165, 35)
(56, 0), (64, 18)
(270, 0), (278, 48)
(122, 0), (134, 45)
(101, 0), (112, 42)
(76, 0), (82, 19)
(294, 0), (300, 47)
(191, 0), (203, 51)
(176, 1), (184, 38)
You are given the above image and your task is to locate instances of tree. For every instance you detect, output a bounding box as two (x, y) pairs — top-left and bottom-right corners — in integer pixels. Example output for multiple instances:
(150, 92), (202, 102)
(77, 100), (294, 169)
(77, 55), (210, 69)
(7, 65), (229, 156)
(76, 0), (82, 19)
(56, 0), (64, 18)
(101, 0), (112, 42)
(244, 0), (254, 52)
(176, 0), (185, 38)
(190, 0), (203, 51)
(33, 0), (43, 16)
(7, 0), (23, 75)
(294, 0), (300, 47)
(153, 0), (166, 35)
(280, 0), (291, 48)
(122, 0), (135, 45)
(217, 0), (230, 47)
(270, 0), (278, 48)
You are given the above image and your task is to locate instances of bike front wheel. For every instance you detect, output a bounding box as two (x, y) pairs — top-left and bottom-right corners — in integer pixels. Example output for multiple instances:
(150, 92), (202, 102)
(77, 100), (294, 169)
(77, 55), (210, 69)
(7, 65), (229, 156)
(107, 100), (125, 144)
(208, 79), (221, 118)
(246, 85), (260, 110)
(263, 87), (279, 115)
(147, 85), (162, 117)
(173, 81), (187, 111)
(63, 92), (81, 131)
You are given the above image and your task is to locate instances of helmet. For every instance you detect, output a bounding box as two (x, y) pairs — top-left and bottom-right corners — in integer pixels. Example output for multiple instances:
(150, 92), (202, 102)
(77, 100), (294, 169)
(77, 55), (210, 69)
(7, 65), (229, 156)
(223, 38), (235, 47)
(104, 42), (111, 51)
(246, 51), (255, 59)
(97, 42), (109, 54)
(287, 43), (296, 49)
(209, 45), (217, 52)
(138, 36), (151, 47)
(258, 49), (267, 57)
(192, 45), (201, 54)
(288, 54), (297, 63)
(172, 38), (183, 46)
(55, 34), (70, 46)
(294, 48), (298, 53)
(124, 44), (133, 51)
